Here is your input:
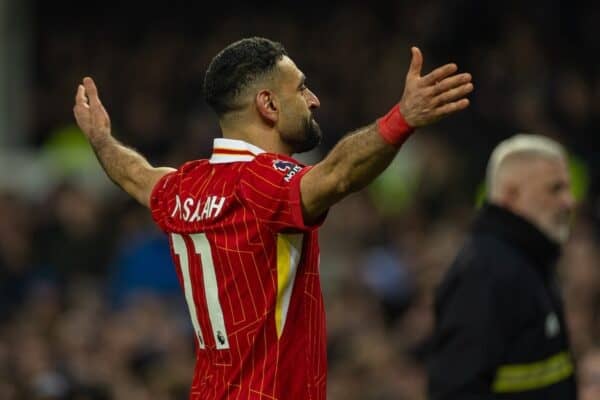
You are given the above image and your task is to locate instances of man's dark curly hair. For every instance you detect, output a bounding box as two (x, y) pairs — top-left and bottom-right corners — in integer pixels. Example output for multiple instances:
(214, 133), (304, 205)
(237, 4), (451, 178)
(203, 37), (288, 116)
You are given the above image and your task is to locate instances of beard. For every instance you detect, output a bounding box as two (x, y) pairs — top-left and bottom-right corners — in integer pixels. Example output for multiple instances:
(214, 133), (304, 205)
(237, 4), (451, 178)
(551, 211), (572, 244)
(539, 210), (572, 244)
(285, 115), (322, 154)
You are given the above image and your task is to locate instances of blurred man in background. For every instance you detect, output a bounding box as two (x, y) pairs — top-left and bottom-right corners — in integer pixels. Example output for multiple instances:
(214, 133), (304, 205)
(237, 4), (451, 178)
(73, 37), (472, 399)
(428, 134), (577, 399)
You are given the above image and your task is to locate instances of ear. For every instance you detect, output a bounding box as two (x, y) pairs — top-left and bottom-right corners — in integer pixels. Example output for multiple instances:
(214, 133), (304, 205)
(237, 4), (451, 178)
(498, 182), (520, 209)
(256, 90), (278, 124)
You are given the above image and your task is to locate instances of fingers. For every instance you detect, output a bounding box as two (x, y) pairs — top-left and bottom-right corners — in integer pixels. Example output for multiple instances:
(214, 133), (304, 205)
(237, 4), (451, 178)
(73, 84), (89, 125)
(83, 76), (102, 107)
(407, 46), (423, 78)
(434, 98), (470, 118)
(431, 72), (473, 107)
(75, 84), (89, 107)
(435, 82), (474, 105)
(422, 63), (458, 86)
(432, 73), (472, 95)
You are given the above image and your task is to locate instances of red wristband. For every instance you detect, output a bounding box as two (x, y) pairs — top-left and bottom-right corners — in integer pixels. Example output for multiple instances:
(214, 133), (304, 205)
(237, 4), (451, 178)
(376, 104), (414, 146)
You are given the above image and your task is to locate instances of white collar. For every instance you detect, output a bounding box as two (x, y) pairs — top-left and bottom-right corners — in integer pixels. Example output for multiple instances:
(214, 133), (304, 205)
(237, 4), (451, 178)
(209, 138), (266, 164)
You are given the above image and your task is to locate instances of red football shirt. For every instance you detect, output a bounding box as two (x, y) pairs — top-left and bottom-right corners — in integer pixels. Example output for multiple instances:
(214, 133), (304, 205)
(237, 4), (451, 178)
(150, 138), (327, 400)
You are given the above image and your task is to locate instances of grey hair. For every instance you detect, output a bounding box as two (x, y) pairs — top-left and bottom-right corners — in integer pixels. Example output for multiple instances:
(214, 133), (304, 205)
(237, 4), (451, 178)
(486, 134), (566, 199)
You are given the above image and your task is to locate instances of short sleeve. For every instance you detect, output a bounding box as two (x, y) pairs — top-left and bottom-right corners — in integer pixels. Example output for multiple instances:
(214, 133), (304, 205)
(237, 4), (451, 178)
(237, 154), (326, 232)
(150, 169), (179, 232)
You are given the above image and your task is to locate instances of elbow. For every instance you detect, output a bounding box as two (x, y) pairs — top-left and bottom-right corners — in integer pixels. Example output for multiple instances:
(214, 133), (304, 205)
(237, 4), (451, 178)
(334, 179), (351, 196)
(313, 162), (359, 202)
(334, 174), (359, 196)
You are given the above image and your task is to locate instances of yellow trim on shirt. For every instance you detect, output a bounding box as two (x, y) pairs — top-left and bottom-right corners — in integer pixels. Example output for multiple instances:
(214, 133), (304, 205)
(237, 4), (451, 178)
(492, 351), (574, 393)
(276, 235), (292, 338)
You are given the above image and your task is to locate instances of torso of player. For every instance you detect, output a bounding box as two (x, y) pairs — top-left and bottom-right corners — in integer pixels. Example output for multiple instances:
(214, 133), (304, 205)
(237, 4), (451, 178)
(150, 139), (328, 400)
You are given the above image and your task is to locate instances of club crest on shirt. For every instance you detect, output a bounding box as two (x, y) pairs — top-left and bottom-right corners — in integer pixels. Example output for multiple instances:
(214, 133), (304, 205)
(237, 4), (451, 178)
(272, 160), (303, 183)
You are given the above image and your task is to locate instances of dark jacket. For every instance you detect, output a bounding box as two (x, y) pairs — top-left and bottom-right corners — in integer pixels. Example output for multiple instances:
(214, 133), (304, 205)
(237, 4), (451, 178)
(427, 204), (577, 399)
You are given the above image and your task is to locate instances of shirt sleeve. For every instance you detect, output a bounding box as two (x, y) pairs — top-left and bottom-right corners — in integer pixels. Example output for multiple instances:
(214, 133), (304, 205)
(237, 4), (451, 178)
(237, 154), (326, 232)
(427, 253), (513, 399)
(149, 169), (179, 232)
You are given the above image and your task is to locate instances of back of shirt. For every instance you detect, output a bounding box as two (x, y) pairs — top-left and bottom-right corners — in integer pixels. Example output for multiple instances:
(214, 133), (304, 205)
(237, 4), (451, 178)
(150, 139), (327, 400)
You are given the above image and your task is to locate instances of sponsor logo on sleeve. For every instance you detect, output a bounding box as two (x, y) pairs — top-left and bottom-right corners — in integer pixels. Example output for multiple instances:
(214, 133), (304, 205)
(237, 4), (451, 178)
(273, 160), (303, 183)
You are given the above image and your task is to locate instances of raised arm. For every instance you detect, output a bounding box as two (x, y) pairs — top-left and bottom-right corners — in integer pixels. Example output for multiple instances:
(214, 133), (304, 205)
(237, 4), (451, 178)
(300, 47), (473, 223)
(73, 77), (175, 207)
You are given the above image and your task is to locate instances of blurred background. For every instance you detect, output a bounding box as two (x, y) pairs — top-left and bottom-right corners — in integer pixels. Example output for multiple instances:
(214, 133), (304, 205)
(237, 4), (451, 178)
(1, 0), (600, 398)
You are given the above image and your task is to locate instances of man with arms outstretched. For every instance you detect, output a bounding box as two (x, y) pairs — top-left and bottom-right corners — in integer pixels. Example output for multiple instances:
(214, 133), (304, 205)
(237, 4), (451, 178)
(73, 37), (473, 400)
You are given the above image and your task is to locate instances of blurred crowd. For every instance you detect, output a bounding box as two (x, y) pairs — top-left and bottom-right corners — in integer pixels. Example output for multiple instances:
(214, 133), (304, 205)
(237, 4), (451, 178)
(1, 1), (600, 399)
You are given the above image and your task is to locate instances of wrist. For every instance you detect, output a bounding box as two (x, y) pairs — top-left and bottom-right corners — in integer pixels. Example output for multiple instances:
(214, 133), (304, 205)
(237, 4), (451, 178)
(376, 104), (414, 146)
(89, 133), (112, 150)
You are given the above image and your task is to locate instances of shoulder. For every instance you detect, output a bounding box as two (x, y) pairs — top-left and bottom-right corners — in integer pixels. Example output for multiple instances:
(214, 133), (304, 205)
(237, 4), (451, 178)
(437, 232), (527, 302)
(250, 153), (307, 170)
(151, 159), (212, 206)
(161, 159), (211, 185)
(179, 159), (211, 175)
(157, 159), (209, 180)
(455, 232), (526, 278)
(241, 153), (308, 183)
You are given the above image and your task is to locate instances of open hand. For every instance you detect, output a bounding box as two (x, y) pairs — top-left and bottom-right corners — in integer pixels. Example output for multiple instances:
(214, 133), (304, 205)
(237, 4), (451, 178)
(399, 47), (473, 127)
(73, 77), (111, 144)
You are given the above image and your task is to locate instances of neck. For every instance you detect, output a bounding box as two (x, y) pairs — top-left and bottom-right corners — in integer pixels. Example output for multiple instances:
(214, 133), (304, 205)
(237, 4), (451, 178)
(219, 115), (293, 156)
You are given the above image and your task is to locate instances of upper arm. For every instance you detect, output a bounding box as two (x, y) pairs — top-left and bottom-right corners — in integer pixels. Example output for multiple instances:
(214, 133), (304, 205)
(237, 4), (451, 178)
(298, 123), (398, 225)
(136, 166), (177, 208)
(299, 162), (344, 225)
(147, 166), (179, 231)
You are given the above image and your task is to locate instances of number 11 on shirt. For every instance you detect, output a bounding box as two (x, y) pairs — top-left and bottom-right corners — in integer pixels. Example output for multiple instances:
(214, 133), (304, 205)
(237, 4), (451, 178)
(171, 233), (230, 350)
